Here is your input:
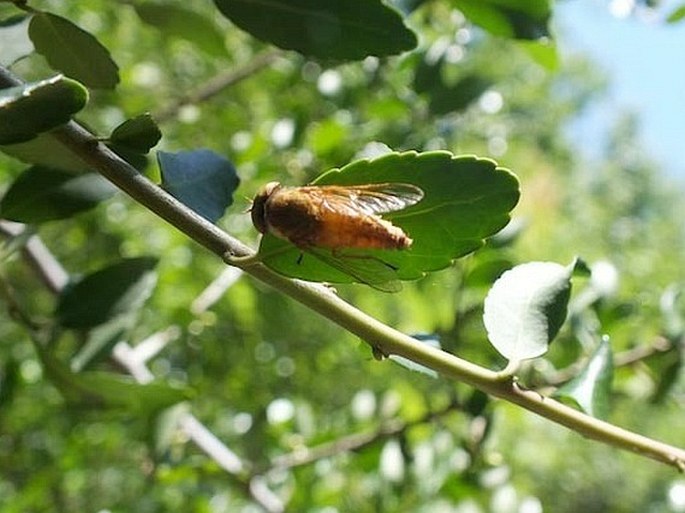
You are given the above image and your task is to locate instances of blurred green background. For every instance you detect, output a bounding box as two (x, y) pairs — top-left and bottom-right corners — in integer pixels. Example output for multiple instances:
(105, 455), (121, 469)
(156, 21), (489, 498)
(1, 1), (685, 512)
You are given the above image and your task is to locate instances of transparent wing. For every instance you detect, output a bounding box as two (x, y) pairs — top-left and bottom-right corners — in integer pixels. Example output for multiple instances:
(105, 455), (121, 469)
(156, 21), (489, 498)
(306, 183), (424, 216)
(308, 248), (402, 293)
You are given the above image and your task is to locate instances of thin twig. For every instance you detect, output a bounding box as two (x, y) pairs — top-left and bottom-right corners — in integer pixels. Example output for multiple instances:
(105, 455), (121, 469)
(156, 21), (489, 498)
(271, 418), (405, 472)
(0, 220), (69, 293)
(153, 49), (282, 123)
(543, 336), (676, 386)
(614, 336), (676, 367)
(191, 266), (243, 314)
(270, 402), (459, 472)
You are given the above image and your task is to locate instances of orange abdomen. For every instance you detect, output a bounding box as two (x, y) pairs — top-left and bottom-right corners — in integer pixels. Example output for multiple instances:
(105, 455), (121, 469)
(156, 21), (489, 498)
(312, 211), (412, 250)
(263, 187), (413, 251)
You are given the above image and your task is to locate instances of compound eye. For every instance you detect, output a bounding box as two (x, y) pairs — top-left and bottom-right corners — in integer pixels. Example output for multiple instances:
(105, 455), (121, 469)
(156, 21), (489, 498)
(250, 182), (281, 233)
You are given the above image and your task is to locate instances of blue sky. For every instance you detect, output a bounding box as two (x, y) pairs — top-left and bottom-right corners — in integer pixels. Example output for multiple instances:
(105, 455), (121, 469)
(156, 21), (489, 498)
(555, 0), (685, 178)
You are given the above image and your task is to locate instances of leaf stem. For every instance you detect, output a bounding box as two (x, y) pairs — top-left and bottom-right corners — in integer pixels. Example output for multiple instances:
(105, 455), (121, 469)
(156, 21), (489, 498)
(506, 383), (685, 471)
(152, 49), (281, 123)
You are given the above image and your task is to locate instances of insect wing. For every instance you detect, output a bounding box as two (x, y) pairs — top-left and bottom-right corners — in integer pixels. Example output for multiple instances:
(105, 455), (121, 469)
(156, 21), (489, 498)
(314, 183), (424, 217)
(308, 247), (402, 293)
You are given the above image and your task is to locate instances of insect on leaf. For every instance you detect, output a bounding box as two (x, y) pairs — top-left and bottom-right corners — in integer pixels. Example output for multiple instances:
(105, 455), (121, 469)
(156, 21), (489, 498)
(256, 151), (520, 290)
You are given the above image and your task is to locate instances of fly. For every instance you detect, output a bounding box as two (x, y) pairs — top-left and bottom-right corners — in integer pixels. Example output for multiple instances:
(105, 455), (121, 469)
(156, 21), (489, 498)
(249, 181), (423, 291)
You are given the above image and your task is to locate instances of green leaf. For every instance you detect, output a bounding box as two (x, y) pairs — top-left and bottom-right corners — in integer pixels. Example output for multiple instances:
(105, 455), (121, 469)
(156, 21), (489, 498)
(70, 316), (134, 372)
(38, 344), (191, 414)
(56, 257), (158, 329)
(134, 2), (226, 57)
(412, 53), (443, 95)
(413, 53), (492, 114)
(0, 132), (92, 172)
(573, 258), (592, 278)
(555, 337), (613, 419)
(109, 113), (162, 154)
(213, 0), (417, 60)
(463, 256), (513, 288)
(28, 12), (120, 89)
(518, 39), (559, 71)
(465, 389), (489, 417)
(0, 75), (88, 145)
(107, 145), (150, 171)
(428, 74), (492, 115)
(0, 166), (116, 223)
(257, 151), (519, 286)
(667, 5), (685, 22)
(483, 260), (574, 362)
(0, 357), (19, 408)
(158, 149), (240, 224)
(307, 118), (349, 155)
(455, 0), (551, 40)
(106, 114), (158, 170)
(646, 345), (682, 404)
(69, 372), (192, 414)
